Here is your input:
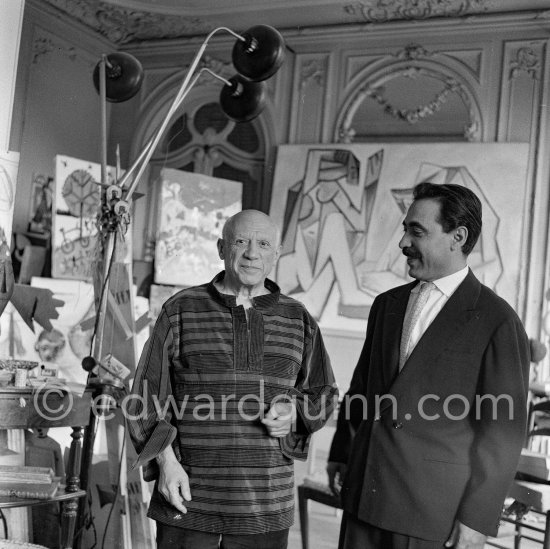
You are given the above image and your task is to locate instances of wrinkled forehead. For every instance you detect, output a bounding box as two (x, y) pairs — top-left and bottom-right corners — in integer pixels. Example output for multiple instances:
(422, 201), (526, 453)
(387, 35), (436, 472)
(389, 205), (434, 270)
(227, 216), (280, 244)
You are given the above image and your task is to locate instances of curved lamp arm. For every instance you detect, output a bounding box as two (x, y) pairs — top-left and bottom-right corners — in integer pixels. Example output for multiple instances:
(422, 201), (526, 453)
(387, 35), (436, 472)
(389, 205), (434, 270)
(119, 27), (246, 201)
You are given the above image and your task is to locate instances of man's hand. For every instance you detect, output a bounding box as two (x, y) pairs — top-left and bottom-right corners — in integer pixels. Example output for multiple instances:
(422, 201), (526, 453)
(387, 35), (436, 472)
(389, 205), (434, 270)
(156, 446), (191, 514)
(261, 401), (295, 437)
(327, 461), (346, 496)
(445, 520), (487, 549)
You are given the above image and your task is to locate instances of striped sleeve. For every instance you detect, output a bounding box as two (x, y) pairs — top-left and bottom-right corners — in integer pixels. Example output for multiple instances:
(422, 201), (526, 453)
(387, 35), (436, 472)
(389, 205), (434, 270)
(282, 311), (338, 460)
(127, 307), (178, 481)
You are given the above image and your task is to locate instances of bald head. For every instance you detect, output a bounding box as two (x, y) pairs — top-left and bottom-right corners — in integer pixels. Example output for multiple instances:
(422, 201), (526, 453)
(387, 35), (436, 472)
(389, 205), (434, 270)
(222, 210), (281, 246)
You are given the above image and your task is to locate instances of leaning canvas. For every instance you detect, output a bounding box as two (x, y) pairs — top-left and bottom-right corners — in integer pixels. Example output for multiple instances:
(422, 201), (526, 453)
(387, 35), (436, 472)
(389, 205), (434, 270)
(52, 155), (119, 281)
(154, 168), (242, 287)
(269, 143), (530, 334)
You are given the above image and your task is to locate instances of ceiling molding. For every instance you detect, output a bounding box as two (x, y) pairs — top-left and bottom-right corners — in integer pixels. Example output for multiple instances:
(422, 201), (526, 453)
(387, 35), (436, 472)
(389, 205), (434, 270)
(35, 0), (550, 46)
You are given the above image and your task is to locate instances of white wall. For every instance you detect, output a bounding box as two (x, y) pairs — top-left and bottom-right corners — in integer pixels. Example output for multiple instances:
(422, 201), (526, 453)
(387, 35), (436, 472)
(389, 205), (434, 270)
(0, 0), (25, 243)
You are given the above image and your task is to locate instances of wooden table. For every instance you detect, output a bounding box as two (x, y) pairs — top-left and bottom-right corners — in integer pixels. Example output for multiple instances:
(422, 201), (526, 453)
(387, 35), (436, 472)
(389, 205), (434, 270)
(0, 386), (92, 549)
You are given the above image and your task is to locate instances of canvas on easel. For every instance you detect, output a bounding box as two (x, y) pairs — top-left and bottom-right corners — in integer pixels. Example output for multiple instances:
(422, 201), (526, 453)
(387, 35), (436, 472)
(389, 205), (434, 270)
(154, 168), (242, 287)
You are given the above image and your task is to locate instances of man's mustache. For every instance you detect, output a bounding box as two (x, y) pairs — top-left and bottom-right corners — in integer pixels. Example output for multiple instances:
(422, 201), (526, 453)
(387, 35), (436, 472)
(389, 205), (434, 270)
(403, 248), (421, 259)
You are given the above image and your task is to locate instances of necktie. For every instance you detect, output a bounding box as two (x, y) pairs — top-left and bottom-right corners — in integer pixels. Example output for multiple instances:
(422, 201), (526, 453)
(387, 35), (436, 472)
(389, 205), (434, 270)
(399, 281), (434, 371)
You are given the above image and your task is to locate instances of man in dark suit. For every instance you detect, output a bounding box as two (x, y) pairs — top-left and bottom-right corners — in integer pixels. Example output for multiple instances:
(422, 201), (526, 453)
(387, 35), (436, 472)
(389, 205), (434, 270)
(327, 182), (530, 549)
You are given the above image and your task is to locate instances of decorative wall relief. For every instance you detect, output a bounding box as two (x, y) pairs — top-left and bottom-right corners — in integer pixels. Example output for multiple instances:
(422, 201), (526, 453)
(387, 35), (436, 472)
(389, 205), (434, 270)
(41, 0), (212, 44)
(343, 0), (488, 23)
(270, 143), (529, 334)
(291, 54), (330, 144)
(336, 64), (482, 142)
(32, 36), (77, 64)
(509, 47), (540, 80)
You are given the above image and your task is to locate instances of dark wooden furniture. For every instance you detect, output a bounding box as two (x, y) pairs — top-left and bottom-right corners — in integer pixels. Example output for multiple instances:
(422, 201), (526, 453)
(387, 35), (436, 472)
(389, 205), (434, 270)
(297, 481), (342, 549)
(297, 413), (342, 549)
(0, 386), (92, 548)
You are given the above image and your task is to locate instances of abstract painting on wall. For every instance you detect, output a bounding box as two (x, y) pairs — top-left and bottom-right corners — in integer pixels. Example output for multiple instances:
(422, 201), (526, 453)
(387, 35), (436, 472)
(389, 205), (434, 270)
(270, 143), (530, 335)
(154, 168), (242, 286)
(52, 155), (118, 280)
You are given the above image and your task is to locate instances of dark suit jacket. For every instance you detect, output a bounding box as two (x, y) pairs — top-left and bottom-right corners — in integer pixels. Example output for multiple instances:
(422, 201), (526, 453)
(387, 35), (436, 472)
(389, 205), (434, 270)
(329, 270), (530, 541)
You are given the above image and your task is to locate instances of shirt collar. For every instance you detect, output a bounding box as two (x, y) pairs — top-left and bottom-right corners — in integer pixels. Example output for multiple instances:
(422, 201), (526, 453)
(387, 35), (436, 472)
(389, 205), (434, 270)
(415, 265), (469, 297)
(207, 271), (281, 310)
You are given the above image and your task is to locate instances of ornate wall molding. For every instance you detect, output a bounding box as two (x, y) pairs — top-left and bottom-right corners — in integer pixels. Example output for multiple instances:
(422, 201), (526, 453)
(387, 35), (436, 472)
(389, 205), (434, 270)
(335, 63), (482, 142)
(393, 43), (437, 61)
(42, 0), (212, 44)
(343, 0), (489, 23)
(510, 47), (540, 80)
(362, 74), (461, 124)
(300, 59), (326, 90)
(196, 56), (234, 86)
(32, 35), (77, 64)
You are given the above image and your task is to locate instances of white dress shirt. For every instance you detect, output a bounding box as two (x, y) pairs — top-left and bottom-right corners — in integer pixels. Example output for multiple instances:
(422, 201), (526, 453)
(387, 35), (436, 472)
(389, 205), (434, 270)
(405, 266), (469, 358)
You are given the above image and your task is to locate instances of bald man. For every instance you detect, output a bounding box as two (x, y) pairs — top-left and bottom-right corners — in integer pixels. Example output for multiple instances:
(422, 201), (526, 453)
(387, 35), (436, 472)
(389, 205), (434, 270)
(129, 209), (338, 549)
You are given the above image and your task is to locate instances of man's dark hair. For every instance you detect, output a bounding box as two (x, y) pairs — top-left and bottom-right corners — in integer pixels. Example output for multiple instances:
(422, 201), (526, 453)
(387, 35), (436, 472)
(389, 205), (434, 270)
(413, 182), (482, 255)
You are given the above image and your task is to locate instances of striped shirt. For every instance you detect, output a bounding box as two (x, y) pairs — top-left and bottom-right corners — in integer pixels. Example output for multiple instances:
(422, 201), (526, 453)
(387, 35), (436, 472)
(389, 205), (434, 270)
(128, 272), (337, 534)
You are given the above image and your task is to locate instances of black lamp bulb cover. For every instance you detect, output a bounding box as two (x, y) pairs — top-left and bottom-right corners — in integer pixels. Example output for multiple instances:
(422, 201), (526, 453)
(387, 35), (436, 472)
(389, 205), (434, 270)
(232, 24), (286, 82)
(93, 51), (144, 103)
(220, 75), (267, 123)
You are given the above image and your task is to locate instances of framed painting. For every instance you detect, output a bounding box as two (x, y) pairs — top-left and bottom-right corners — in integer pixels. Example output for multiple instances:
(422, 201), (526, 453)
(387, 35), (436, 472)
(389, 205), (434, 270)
(154, 168), (242, 286)
(269, 143), (530, 335)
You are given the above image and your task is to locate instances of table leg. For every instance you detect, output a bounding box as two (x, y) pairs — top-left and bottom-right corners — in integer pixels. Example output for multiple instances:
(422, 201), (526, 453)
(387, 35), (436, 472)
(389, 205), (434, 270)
(61, 426), (83, 548)
(66, 426), (83, 492)
(61, 497), (79, 549)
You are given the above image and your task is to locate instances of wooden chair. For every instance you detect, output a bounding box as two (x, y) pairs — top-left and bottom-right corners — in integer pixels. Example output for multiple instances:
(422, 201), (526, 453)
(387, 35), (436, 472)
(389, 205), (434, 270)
(485, 449), (550, 548)
(485, 478), (550, 549)
(527, 398), (550, 445)
(297, 414), (342, 549)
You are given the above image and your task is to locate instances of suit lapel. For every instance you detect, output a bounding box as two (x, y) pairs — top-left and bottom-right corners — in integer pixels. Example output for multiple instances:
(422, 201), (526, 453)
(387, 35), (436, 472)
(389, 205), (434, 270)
(381, 282), (415, 387)
(380, 270), (481, 410)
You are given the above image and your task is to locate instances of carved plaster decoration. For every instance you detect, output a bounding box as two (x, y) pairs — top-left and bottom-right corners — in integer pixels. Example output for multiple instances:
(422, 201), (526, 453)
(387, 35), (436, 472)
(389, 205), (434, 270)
(42, 0), (213, 44)
(32, 36), (77, 64)
(365, 77), (461, 124)
(463, 120), (480, 141)
(300, 59), (326, 90)
(394, 43), (436, 61)
(337, 66), (481, 142)
(196, 56), (234, 87)
(343, 0), (488, 23)
(510, 47), (540, 80)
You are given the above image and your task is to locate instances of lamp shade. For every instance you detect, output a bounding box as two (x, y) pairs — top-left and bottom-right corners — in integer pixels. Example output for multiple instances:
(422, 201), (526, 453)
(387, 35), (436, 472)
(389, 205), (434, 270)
(232, 25), (285, 82)
(93, 52), (144, 103)
(219, 75), (266, 122)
